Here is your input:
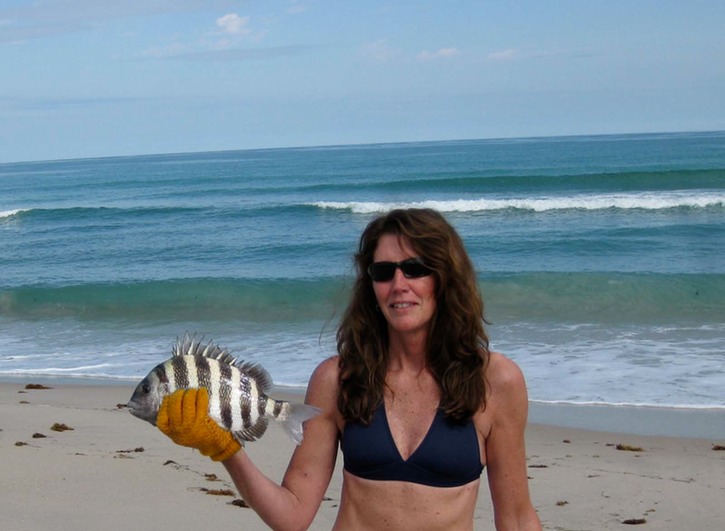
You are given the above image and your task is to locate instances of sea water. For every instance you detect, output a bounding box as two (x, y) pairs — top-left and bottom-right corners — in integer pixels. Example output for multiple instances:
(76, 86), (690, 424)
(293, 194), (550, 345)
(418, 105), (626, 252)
(1, 132), (723, 410)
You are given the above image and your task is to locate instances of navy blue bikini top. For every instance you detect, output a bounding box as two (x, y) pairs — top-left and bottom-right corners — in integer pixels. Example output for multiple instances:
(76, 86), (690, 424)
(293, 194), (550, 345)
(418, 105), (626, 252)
(341, 403), (484, 488)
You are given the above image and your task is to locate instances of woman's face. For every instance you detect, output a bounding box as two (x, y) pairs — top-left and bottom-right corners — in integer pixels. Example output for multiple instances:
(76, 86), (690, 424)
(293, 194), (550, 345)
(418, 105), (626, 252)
(371, 233), (437, 339)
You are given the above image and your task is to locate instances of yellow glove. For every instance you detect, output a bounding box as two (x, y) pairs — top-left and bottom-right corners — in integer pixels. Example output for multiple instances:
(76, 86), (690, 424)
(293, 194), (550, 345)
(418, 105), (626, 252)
(157, 388), (242, 462)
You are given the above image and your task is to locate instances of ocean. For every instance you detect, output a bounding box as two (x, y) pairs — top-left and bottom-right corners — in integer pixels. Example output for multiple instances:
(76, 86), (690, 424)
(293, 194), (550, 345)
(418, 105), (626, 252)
(1, 132), (723, 412)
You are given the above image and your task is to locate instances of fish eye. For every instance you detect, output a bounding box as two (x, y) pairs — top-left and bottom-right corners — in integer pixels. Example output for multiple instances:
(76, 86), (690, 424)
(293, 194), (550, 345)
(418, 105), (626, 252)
(142, 383), (150, 394)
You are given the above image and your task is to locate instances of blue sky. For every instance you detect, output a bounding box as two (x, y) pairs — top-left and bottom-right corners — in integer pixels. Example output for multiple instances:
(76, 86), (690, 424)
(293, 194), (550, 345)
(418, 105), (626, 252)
(1, 0), (724, 162)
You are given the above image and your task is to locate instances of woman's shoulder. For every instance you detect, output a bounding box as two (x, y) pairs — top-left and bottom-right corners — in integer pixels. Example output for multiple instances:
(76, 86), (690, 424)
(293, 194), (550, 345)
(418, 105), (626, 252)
(306, 356), (341, 398)
(305, 356), (343, 428)
(474, 351), (529, 437)
(484, 351), (528, 399)
(311, 355), (341, 380)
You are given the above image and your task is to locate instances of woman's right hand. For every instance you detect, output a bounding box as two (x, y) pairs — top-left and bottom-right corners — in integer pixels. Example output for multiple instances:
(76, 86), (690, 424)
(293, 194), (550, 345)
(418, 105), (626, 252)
(156, 388), (242, 462)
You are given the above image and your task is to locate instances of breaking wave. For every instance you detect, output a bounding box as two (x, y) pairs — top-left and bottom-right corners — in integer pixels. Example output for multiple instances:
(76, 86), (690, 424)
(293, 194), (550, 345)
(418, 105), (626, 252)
(312, 192), (724, 214)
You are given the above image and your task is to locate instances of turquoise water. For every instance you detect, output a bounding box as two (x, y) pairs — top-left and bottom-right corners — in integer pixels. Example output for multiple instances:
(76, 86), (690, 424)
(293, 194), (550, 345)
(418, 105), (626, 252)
(1, 132), (723, 407)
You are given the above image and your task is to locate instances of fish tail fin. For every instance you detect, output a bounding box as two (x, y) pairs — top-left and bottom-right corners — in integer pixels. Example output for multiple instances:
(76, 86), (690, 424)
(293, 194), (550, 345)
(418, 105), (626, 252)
(276, 403), (321, 446)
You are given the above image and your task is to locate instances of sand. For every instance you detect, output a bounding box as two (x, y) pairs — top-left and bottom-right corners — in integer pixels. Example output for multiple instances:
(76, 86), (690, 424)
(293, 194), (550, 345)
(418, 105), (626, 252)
(1, 380), (723, 530)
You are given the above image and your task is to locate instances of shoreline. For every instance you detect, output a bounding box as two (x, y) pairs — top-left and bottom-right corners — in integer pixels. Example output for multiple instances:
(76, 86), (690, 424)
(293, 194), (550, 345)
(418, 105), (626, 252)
(2, 373), (722, 439)
(529, 401), (725, 440)
(1, 380), (724, 530)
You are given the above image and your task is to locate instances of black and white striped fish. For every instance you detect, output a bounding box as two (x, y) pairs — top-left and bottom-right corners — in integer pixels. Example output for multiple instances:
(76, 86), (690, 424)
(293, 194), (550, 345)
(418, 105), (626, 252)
(127, 334), (320, 445)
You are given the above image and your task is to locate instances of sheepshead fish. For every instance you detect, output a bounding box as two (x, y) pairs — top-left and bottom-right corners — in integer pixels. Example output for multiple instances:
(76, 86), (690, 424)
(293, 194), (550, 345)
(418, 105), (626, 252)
(127, 334), (320, 445)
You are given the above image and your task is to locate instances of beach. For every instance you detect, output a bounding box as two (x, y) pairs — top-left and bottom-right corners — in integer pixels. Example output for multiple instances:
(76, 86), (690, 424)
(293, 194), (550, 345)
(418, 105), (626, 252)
(2, 381), (723, 530)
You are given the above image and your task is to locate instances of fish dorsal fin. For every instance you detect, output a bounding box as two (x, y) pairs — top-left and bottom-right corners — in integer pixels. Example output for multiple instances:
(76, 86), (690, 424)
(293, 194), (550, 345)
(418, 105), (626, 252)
(236, 360), (273, 393)
(173, 333), (237, 365)
(172, 333), (272, 391)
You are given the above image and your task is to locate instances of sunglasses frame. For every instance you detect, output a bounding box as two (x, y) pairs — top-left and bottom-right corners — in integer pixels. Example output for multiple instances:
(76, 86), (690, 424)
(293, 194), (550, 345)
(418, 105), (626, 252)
(367, 258), (433, 282)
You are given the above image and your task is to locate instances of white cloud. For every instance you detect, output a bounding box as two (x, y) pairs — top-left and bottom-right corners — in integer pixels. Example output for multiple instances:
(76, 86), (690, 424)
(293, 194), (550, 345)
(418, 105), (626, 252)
(487, 49), (520, 62)
(286, 1), (308, 14)
(216, 13), (251, 36)
(141, 42), (187, 59)
(486, 48), (586, 63)
(165, 45), (313, 62)
(417, 47), (460, 62)
(359, 39), (402, 63)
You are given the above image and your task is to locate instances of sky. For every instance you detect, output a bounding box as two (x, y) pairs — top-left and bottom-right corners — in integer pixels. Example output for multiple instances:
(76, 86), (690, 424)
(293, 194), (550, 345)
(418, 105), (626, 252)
(1, 0), (724, 163)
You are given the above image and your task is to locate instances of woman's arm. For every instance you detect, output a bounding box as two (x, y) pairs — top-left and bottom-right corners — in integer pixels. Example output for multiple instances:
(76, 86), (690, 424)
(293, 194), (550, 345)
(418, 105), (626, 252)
(484, 353), (542, 531)
(222, 356), (342, 531)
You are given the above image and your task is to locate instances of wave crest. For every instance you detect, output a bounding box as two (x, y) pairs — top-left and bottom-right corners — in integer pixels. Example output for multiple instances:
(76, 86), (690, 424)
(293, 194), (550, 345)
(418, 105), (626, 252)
(311, 192), (725, 214)
(0, 209), (28, 219)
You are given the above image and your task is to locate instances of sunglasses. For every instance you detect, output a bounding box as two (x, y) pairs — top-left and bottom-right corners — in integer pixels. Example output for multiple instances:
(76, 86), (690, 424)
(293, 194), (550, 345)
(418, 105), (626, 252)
(367, 258), (433, 282)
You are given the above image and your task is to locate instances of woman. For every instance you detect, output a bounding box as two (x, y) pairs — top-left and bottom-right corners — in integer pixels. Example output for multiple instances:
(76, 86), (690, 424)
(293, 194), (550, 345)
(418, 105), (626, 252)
(158, 208), (541, 530)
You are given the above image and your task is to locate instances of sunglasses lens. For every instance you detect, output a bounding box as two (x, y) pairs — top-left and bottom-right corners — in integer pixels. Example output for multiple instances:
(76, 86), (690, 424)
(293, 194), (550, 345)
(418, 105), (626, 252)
(400, 260), (431, 278)
(368, 263), (396, 282)
(368, 259), (431, 282)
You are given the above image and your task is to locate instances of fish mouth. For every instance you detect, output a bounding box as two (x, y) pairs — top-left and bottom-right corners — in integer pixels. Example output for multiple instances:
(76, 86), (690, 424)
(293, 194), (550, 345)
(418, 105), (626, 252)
(126, 400), (144, 418)
(126, 400), (157, 425)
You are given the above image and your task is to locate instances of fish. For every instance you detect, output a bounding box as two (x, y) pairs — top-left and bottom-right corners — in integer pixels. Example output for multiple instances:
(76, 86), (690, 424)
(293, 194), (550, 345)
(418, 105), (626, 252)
(127, 333), (320, 445)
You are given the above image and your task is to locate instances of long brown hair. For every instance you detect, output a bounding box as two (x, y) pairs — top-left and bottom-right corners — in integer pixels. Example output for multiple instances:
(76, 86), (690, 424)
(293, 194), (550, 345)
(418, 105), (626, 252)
(337, 208), (489, 423)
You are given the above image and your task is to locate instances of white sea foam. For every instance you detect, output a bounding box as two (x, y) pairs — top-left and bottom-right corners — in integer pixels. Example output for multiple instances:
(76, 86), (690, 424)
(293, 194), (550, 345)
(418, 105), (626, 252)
(312, 192), (724, 214)
(2, 316), (723, 409)
(0, 208), (28, 219)
(531, 399), (725, 410)
(8, 363), (115, 373)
